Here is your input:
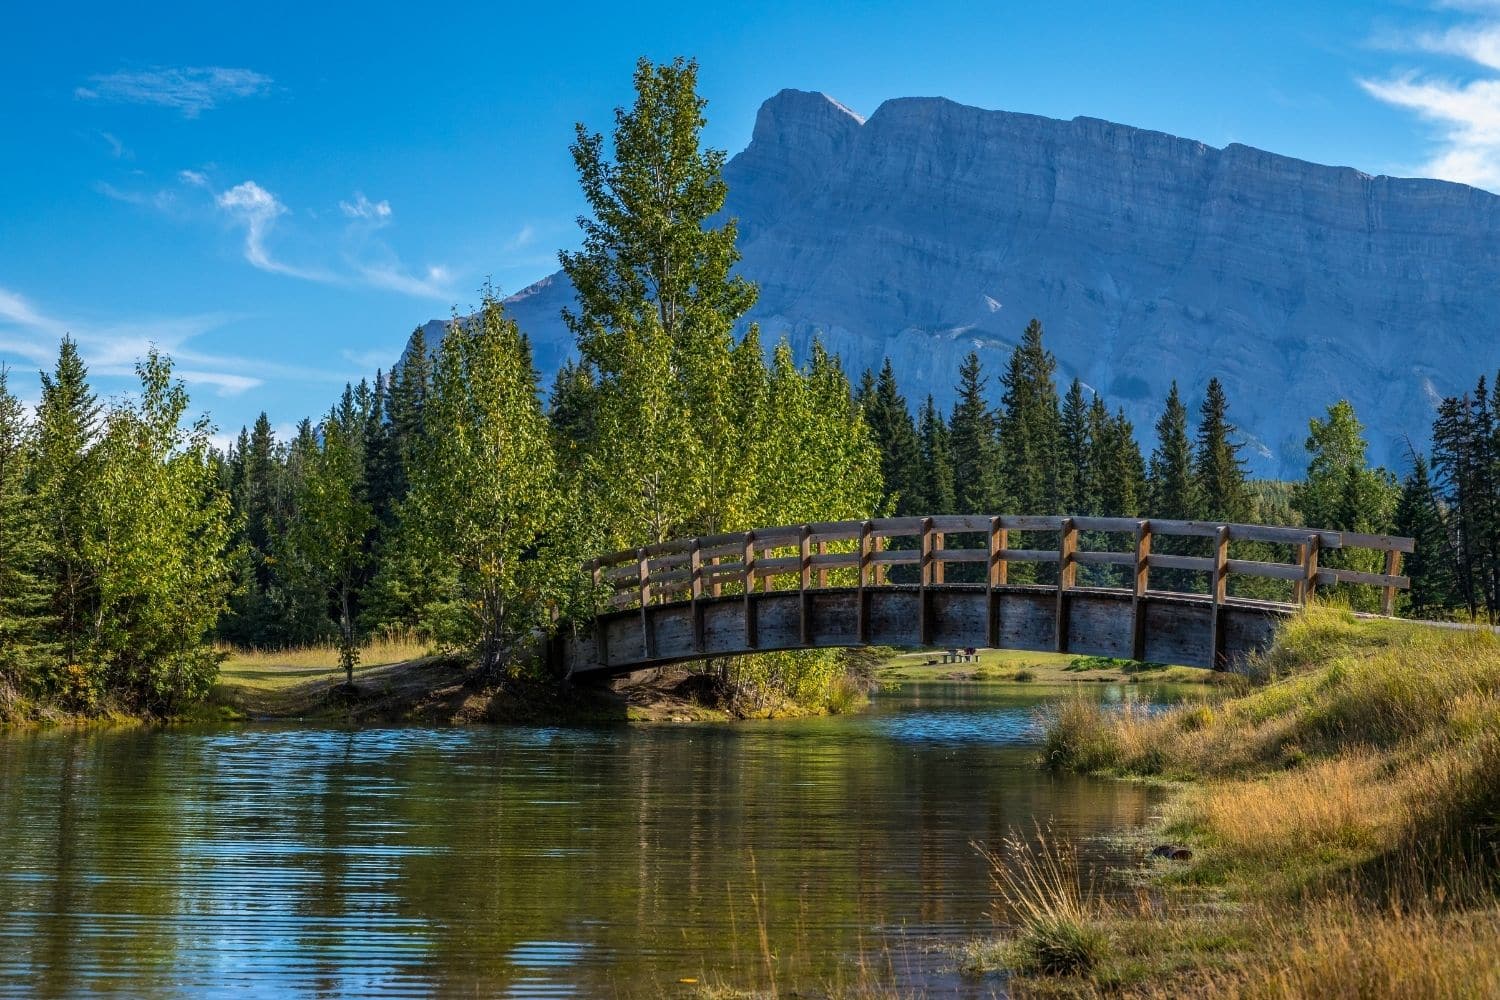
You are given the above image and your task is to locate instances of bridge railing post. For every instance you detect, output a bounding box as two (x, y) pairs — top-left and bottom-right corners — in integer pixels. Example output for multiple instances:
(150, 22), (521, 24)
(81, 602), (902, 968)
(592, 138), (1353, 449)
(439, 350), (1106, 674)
(690, 539), (705, 654)
(1208, 525), (1230, 669)
(799, 525), (813, 646)
(919, 517), (934, 646)
(742, 530), (758, 649)
(987, 516), (1004, 647)
(1382, 549), (1403, 616)
(637, 546), (656, 660)
(858, 520), (873, 643)
(933, 530), (945, 585)
(1131, 520), (1151, 661)
(1055, 517), (1077, 653)
(1299, 533), (1320, 606)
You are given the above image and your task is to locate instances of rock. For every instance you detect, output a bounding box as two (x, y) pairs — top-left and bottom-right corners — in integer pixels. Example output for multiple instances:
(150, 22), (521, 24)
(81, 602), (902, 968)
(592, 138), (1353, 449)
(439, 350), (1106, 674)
(426, 89), (1500, 477)
(1151, 844), (1193, 861)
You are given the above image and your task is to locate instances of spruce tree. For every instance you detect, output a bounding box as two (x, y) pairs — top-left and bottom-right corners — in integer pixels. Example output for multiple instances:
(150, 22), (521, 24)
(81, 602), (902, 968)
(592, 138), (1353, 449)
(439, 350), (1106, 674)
(0, 368), (51, 686)
(1192, 378), (1251, 522)
(1394, 454), (1456, 616)
(997, 319), (1062, 515)
(1059, 379), (1092, 514)
(917, 396), (955, 515)
(1148, 382), (1195, 519)
(862, 359), (922, 516)
(948, 352), (1003, 514)
(30, 338), (101, 676)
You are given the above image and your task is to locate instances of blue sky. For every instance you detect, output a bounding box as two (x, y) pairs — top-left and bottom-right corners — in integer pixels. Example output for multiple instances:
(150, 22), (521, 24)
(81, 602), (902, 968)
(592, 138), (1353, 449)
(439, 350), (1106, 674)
(4, 0), (1500, 445)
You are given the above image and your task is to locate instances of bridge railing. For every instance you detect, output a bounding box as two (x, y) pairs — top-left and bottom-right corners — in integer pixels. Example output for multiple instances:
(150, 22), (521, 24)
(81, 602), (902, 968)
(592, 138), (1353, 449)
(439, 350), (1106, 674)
(586, 515), (1414, 618)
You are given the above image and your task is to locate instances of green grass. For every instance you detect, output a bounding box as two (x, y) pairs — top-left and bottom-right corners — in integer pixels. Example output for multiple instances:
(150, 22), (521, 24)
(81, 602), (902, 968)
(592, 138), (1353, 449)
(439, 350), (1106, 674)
(216, 633), (431, 691)
(874, 647), (1214, 686)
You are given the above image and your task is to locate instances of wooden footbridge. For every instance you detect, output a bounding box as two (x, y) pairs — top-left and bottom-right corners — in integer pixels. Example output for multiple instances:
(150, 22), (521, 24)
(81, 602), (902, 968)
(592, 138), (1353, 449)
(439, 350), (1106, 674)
(559, 515), (1413, 678)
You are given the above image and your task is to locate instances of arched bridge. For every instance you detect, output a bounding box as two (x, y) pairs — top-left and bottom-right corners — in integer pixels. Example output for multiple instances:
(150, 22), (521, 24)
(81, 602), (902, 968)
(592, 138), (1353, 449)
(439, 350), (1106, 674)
(559, 515), (1413, 678)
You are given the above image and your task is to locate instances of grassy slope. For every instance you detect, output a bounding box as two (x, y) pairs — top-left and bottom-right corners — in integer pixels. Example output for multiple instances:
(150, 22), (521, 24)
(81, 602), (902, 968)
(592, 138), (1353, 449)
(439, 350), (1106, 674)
(972, 605), (1500, 998)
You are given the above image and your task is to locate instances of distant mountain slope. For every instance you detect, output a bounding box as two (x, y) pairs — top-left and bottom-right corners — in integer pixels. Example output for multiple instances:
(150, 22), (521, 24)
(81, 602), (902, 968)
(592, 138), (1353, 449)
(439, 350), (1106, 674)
(427, 89), (1500, 477)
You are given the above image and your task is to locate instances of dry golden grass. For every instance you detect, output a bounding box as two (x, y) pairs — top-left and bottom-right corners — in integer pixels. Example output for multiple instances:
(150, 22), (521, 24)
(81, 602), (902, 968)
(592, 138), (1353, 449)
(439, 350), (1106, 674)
(978, 605), (1500, 998)
(217, 633), (430, 690)
(1182, 756), (1403, 863)
(1194, 903), (1500, 1000)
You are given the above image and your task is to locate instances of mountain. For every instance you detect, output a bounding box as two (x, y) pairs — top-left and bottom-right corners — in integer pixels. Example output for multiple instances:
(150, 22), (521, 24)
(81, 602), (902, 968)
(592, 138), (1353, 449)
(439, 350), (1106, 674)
(423, 89), (1500, 478)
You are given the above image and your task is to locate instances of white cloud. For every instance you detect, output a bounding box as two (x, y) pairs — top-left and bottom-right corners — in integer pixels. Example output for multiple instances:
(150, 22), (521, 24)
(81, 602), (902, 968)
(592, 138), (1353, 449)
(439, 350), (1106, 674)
(76, 66), (272, 118)
(1363, 6), (1500, 190)
(215, 180), (332, 282)
(179, 169), (208, 187)
(340, 192), (392, 222)
(354, 262), (455, 300)
(0, 287), (353, 400)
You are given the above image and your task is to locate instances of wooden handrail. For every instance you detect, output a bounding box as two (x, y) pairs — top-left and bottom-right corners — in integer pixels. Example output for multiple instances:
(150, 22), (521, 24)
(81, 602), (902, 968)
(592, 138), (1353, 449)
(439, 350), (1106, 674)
(586, 515), (1415, 616)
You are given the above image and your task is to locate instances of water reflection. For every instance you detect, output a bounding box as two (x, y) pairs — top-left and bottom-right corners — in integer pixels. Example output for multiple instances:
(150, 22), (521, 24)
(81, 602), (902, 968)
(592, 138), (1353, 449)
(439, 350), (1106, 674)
(0, 684), (1165, 997)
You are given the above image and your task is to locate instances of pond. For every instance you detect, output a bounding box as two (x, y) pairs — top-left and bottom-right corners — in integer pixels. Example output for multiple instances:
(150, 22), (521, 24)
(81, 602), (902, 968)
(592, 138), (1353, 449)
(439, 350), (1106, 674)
(0, 683), (1179, 998)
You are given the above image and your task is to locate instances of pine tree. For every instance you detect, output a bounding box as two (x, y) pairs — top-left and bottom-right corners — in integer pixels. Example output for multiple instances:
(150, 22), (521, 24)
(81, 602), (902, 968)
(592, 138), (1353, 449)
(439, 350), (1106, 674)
(1394, 455), (1455, 616)
(862, 359), (923, 516)
(1192, 378), (1251, 522)
(1059, 379), (1092, 514)
(997, 319), (1062, 515)
(1148, 382), (1195, 519)
(948, 352), (1003, 514)
(30, 338), (101, 681)
(916, 396), (955, 515)
(0, 367), (51, 686)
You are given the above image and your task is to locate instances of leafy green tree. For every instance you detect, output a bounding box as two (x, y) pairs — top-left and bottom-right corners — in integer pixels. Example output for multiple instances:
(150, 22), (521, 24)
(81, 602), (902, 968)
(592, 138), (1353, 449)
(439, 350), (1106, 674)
(751, 341), (882, 525)
(0, 368), (50, 688)
(84, 351), (236, 712)
(1147, 381), (1195, 519)
(1293, 400), (1398, 535)
(401, 295), (563, 674)
(1192, 378), (1251, 522)
(1394, 454), (1455, 616)
(560, 56), (755, 542)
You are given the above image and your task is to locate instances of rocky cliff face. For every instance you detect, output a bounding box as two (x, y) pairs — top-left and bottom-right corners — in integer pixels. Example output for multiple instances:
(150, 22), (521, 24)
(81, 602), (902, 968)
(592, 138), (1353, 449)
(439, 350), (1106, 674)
(433, 89), (1500, 477)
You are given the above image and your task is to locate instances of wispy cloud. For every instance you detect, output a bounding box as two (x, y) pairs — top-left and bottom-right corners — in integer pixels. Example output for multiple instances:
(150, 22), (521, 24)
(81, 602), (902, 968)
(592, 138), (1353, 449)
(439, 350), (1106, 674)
(340, 192), (392, 223)
(215, 180), (332, 281)
(0, 287), (352, 399)
(100, 131), (131, 159)
(76, 66), (272, 118)
(1363, 5), (1500, 190)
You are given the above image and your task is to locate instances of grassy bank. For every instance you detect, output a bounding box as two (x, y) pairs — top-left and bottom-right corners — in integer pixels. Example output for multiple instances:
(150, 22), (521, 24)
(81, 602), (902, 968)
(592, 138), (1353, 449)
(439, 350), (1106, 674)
(211, 638), (871, 726)
(968, 605), (1500, 997)
(877, 648), (1224, 687)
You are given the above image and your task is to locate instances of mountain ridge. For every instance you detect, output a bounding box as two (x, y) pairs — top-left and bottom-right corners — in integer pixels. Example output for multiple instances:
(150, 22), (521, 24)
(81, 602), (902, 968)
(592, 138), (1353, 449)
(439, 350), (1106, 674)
(422, 89), (1500, 476)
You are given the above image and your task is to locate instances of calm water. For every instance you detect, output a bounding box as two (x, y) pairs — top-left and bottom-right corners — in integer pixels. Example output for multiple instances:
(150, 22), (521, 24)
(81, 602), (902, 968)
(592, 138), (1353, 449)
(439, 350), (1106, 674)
(0, 683), (1170, 998)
